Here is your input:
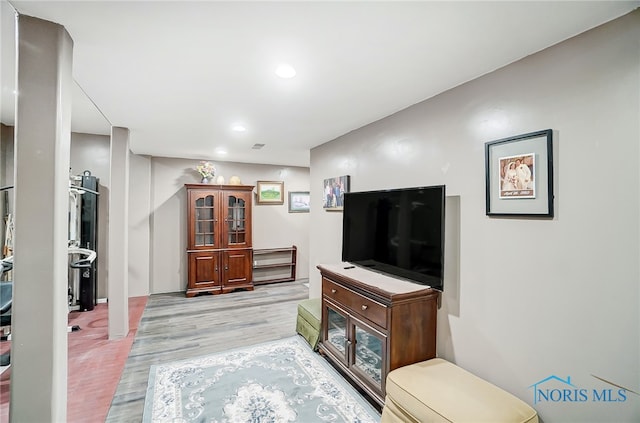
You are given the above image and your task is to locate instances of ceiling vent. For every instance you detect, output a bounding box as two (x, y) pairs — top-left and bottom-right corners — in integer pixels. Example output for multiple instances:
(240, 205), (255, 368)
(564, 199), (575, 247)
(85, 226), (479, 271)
(252, 143), (266, 150)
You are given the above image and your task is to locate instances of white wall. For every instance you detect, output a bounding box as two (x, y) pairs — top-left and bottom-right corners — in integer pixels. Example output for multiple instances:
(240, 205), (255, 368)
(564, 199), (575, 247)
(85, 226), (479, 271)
(150, 157), (310, 294)
(310, 11), (639, 423)
(128, 153), (151, 297)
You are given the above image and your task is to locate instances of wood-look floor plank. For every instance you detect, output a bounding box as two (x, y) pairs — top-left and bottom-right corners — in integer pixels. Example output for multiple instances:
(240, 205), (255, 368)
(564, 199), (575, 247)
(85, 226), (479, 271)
(106, 280), (310, 422)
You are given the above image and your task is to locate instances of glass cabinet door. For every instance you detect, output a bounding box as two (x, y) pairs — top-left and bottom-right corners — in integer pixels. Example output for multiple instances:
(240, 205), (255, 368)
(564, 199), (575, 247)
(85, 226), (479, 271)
(194, 194), (216, 247)
(325, 306), (349, 365)
(225, 194), (247, 246)
(351, 323), (385, 391)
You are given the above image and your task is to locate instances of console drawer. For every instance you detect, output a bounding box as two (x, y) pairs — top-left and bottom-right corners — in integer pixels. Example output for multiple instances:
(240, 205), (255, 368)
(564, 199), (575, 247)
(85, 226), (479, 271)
(323, 277), (387, 329)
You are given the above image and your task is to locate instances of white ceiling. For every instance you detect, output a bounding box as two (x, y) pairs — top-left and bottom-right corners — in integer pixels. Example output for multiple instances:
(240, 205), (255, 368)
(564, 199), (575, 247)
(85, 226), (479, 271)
(1, 1), (638, 167)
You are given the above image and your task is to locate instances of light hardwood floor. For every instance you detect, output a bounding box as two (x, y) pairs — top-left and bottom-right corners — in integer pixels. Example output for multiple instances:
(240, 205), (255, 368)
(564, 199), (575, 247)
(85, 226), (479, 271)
(106, 280), (310, 422)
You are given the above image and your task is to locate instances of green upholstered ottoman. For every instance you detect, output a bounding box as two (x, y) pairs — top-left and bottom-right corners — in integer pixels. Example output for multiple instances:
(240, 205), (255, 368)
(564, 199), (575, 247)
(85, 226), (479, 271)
(296, 298), (321, 350)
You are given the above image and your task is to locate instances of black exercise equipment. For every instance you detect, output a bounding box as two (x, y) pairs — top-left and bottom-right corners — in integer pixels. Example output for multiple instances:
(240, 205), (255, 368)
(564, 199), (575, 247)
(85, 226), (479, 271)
(79, 173), (99, 311)
(1, 257), (13, 367)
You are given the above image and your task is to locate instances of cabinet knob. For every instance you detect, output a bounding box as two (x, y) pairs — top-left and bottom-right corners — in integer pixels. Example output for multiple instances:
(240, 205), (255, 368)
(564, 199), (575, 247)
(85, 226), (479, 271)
(331, 289), (337, 294)
(361, 305), (368, 311)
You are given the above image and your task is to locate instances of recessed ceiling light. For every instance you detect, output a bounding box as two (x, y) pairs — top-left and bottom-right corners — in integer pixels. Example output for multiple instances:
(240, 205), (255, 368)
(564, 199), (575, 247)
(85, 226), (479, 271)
(275, 64), (296, 79)
(231, 124), (246, 133)
(215, 148), (228, 156)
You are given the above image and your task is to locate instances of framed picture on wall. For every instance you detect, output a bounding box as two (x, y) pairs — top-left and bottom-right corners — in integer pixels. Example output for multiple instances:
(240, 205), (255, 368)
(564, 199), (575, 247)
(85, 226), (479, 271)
(485, 129), (553, 217)
(288, 191), (310, 213)
(323, 175), (350, 211)
(256, 181), (284, 205)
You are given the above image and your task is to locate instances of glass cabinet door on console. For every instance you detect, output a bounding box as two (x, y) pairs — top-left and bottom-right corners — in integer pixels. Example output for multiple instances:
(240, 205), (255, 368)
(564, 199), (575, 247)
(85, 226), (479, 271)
(322, 300), (386, 394)
(323, 302), (349, 366)
(351, 320), (386, 393)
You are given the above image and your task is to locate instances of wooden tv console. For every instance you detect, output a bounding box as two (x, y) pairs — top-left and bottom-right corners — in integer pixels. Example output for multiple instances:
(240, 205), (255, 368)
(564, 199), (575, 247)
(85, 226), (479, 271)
(317, 264), (439, 408)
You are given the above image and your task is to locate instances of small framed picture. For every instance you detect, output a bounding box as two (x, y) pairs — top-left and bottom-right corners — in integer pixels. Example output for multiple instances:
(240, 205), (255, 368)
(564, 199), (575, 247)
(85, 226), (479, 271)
(288, 191), (310, 213)
(256, 181), (284, 205)
(323, 175), (350, 211)
(485, 129), (553, 217)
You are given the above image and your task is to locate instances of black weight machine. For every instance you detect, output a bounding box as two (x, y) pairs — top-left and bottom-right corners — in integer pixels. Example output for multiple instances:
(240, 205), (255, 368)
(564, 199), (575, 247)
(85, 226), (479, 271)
(68, 171), (100, 311)
(0, 174), (99, 368)
(2, 173), (99, 312)
(1, 255), (13, 367)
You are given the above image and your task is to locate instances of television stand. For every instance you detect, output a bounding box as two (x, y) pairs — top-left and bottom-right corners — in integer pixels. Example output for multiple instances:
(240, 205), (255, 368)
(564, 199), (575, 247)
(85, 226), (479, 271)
(317, 264), (439, 408)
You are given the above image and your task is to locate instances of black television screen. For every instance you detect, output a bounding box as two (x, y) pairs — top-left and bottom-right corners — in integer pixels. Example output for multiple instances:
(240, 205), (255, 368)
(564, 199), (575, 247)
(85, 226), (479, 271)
(342, 185), (445, 291)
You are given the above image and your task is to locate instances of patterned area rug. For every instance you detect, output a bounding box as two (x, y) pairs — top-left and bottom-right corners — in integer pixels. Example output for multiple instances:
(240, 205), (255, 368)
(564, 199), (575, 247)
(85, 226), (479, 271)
(143, 336), (380, 422)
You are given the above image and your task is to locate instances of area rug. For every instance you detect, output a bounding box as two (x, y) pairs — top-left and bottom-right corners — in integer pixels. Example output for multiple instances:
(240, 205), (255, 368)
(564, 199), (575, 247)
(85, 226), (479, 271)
(142, 336), (380, 422)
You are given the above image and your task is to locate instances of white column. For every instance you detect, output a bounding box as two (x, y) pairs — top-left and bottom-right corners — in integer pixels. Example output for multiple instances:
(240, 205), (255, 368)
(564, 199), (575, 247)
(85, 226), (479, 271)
(11, 14), (73, 422)
(108, 126), (130, 339)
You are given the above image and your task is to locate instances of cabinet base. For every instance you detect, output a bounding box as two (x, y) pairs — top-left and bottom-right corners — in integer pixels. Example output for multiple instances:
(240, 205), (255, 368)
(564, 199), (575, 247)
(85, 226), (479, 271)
(185, 287), (221, 297)
(186, 284), (254, 297)
(221, 284), (254, 294)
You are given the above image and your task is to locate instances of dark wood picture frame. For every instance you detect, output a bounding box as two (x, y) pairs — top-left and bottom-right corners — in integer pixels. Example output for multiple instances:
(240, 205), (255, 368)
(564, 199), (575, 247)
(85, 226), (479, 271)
(485, 129), (554, 217)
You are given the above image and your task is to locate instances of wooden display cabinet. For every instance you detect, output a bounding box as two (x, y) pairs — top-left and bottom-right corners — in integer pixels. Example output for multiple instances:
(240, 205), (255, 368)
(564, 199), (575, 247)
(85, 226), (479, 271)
(185, 184), (254, 297)
(317, 264), (439, 408)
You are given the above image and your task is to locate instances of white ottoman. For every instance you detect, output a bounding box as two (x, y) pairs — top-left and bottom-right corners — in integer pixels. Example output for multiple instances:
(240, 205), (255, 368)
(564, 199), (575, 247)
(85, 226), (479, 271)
(382, 358), (538, 423)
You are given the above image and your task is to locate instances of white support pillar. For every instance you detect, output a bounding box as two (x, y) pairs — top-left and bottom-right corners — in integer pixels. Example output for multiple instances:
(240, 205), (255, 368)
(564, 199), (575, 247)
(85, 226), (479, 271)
(11, 14), (73, 422)
(108, 126), (130, 339)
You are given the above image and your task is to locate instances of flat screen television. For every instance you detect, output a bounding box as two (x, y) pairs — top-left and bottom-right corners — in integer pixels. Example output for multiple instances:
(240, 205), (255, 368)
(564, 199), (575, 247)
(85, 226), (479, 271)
(342, 185), (445, 291)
